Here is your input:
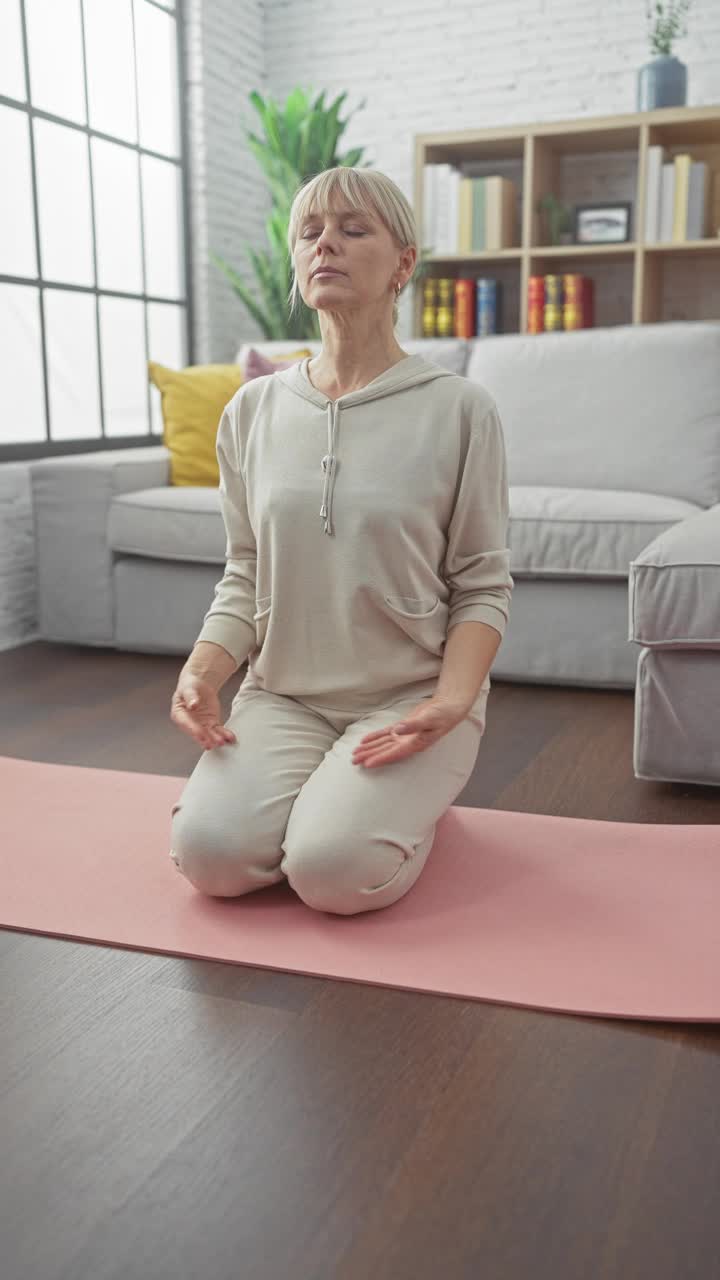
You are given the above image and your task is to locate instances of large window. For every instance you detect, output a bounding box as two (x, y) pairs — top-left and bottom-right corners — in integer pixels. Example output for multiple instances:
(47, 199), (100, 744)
(0, 0), (192, 461)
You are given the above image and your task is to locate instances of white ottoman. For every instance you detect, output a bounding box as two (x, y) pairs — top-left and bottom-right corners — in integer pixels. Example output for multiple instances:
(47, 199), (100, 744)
(629, 505), (720, 787)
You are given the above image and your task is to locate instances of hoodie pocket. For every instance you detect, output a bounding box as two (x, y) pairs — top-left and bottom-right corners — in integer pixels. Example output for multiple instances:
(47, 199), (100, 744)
(380, 593), (448, 656)
(253, 595), (272, 650)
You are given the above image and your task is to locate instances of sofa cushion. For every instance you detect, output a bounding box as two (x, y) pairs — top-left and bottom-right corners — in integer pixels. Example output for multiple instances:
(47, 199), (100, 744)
(107, 482), (702, 580)
(509, 486), (702, 577)
(465, 321), (720, 509)
(107, 486), (228, 563)
(629, 504), (720, 646)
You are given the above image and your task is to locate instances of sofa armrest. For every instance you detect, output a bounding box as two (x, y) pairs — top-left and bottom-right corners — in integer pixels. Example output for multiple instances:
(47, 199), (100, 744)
(30, 445), (171, 646)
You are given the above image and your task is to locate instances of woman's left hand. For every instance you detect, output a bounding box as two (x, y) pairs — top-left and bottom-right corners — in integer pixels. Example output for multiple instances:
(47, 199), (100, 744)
(351, 696), (469, 768)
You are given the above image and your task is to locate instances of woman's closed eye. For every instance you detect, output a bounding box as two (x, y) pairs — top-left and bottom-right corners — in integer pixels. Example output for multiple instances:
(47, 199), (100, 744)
(302, 230), (365, 238)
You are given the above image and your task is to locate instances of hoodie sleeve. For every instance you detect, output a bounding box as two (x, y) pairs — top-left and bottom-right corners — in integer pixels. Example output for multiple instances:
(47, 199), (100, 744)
(443, 397), (514, 641)
(194, 402), (258, 666)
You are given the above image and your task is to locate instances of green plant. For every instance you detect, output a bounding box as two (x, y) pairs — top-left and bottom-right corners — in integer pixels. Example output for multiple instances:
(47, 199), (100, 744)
(210, 87), (434, 341)
(645, 0), (692, 56)
(536, 194), (574, 245)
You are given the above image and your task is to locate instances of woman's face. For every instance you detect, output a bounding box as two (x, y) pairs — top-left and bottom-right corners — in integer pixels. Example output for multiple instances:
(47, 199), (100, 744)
(294, 199), (414, 314)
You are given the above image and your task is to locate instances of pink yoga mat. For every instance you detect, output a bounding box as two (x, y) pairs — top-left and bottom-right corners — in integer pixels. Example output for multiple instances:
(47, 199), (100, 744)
(1, 754), (718, 1022)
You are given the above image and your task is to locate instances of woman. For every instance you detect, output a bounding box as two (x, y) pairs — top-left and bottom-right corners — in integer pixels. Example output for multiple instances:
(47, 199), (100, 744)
(169, 166), (514, 916)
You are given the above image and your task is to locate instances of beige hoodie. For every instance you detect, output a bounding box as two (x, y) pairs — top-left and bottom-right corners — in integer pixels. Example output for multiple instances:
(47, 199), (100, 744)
(195, 353), (514, 716)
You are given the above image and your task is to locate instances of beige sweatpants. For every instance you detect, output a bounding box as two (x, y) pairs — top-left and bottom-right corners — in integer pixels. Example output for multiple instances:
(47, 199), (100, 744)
(169, 676), (487, 916)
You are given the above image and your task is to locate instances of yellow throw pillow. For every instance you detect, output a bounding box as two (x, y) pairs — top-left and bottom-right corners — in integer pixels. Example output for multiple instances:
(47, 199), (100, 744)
(148, 362), (245, 487)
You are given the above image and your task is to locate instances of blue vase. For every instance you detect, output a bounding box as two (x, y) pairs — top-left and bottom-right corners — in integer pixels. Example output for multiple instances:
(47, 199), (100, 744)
(637, 55), (688, 110)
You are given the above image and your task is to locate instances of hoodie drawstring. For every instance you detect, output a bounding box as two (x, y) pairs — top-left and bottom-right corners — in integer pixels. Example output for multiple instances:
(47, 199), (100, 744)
(319, 399), (337, 535)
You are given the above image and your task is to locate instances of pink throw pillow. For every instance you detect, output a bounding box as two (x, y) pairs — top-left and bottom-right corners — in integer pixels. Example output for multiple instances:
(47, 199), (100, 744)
(243, 347), (310, 380)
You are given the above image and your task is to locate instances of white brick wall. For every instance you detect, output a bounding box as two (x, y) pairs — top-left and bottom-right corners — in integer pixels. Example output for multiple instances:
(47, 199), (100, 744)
(3, 0), (719, 649)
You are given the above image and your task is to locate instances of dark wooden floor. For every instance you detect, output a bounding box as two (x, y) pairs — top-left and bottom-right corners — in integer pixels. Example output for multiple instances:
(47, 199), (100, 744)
(2, 640), (719, 1280)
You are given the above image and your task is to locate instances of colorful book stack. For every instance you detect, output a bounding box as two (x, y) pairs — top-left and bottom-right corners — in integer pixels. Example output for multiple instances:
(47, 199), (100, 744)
(421, 277), (504, 338)
(527, 274), (595, 332)
(420, 273), (594, 336)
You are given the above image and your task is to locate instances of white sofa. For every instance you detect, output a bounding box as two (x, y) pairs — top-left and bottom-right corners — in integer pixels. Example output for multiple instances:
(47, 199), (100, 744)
(30, 322), (720, 787)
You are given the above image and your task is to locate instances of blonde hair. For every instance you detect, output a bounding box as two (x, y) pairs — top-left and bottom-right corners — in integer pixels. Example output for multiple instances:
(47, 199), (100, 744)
(287, 167), (418, 328)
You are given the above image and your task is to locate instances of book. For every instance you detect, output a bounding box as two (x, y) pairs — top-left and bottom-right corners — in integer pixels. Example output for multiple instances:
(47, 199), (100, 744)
(712, 170), (720, 237)
(472, 178), (487, 250)
(672, 153), (711, 240)
(644, 144), (666, 243)
(423, 163), (459, 254)
(660, 161), (676, 241)
(686, 159), (713, 239)
(458, 176), (474, 252)
(485, 176), (517, 250)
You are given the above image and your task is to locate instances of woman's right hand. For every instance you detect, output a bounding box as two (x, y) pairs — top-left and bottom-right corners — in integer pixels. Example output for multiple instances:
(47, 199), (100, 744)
(170, 673), (237, 750)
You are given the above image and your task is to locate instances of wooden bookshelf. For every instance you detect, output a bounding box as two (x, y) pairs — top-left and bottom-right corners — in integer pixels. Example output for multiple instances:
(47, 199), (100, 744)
(413, 103), (720, 335)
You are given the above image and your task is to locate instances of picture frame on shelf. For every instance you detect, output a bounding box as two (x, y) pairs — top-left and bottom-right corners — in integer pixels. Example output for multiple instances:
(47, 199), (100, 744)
(573, 202), (632, 244)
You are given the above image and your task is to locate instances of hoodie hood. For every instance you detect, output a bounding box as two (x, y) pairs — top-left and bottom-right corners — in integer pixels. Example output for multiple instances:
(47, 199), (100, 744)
(274, 354), (456, 535)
